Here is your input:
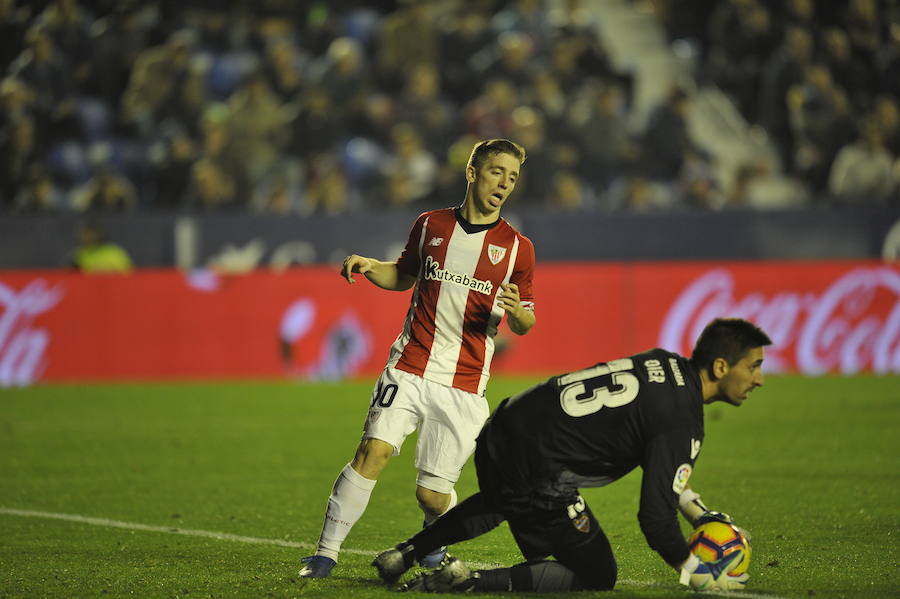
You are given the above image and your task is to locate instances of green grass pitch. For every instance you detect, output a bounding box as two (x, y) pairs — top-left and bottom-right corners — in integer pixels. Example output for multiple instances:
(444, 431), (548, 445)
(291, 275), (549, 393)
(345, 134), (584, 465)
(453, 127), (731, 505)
(1, 375), (898, 598)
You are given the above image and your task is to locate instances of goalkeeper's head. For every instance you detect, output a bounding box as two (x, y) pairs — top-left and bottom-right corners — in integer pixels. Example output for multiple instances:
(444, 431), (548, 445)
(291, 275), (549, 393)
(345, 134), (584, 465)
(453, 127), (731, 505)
(691, 318), (772, 406)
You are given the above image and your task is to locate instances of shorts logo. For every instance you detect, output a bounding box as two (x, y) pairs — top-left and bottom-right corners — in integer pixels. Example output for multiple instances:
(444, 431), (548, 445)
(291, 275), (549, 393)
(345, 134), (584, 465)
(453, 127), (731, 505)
(365, 408), (381, 428)
(672, 463), (692, 494)
(429, 237), (444, 247)
(487, 244), (507, 265)
(424, 255), (493, 295)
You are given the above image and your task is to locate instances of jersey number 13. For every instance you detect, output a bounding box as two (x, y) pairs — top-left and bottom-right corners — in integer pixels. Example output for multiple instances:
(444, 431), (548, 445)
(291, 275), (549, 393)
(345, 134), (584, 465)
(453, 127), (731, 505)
(558, 358), (639, 417)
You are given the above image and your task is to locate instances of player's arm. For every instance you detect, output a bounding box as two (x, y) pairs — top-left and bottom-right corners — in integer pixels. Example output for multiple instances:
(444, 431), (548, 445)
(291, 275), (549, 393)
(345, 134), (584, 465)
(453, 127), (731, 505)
(498, 283), (535, 335)
(341, 255), (416, 291)
(502, 236), (536, 335)
(637, 432), (695, 571)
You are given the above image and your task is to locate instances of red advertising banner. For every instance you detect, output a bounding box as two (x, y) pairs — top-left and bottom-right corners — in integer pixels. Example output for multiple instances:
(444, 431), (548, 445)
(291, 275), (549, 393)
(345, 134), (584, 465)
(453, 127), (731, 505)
(0, 261), (897, 386)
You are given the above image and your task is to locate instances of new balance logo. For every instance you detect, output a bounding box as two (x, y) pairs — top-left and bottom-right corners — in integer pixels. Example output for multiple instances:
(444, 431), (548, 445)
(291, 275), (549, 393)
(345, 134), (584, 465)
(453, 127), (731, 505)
(690, 439), (701, 459)
(424, 255), (493, 295)
(429, 237), (444, 247)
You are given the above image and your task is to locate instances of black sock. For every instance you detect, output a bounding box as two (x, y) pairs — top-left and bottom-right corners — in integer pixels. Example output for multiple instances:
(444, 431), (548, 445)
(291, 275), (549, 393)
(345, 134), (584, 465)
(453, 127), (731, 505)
(474, 568), (512, 591)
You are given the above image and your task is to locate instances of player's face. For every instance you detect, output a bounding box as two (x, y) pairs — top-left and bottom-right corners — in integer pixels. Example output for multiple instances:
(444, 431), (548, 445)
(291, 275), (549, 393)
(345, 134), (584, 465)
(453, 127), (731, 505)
(719, 347), (765, 406)
(466, 152), (520, 218)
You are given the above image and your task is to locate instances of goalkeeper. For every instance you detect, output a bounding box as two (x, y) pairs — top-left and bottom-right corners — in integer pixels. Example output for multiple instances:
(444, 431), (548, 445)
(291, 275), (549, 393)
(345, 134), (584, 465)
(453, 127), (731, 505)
(373, 318), (770, 593)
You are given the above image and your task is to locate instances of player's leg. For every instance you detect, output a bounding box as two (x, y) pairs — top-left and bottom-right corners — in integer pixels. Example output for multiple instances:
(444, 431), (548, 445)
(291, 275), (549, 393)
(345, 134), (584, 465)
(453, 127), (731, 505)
(372, 491), (506, 584)
(412, 379), (490, 565)
(415, 483), (457, 566)
(300, 369), (418, 578)
(374, 441), (510, 584)
(424, 496), (616, 592)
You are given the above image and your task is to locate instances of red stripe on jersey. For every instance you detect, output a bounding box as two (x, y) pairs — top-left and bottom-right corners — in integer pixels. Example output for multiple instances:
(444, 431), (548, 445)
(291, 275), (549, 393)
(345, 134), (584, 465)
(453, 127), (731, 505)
(396, 211), (454, 378)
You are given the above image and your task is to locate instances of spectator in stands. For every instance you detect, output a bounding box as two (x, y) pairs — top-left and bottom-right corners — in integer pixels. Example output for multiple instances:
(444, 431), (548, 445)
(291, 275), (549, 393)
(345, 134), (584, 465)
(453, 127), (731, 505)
(569, 80), (640, 191)
(438, 8), (493, 105)
(828, 115), (896, 203)
(70, 156), (138, 211)
(472, 30), (536, 91)
(786, 63), (856, 193)
(640, 86), (695, 181)
(185, 156), (239, 210)
(69, 221), (133, 272)
(819, 27), (874, 113)
(544, 170), (592, 211)
(12, 162), (63, 212)
(288, 86), (343, 162)
(464, 78), (519, 139)
(308, 36), (370, 128)
(0, 112), (42, 208)
(873, 94), (900, 157)
(9, 24), (78, 143)
(758, 26), (814, 170)
(376, 0), (439, 93)
(226, 70), (290, 188)
(706, 0), (776, 120)
(0, 0), (30, 72)
(396, 62), (457, 155)
(379, 122), (438, 209)
(121, 28), (206, 136)
(261, 37), (307, 103)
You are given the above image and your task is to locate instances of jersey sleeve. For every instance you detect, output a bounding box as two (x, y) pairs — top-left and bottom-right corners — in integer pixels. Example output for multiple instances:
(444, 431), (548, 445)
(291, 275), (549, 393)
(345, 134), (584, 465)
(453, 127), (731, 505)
(637, 429), (696, 568)
(395, 213), (427, 277)
(511, 233), (535, 312)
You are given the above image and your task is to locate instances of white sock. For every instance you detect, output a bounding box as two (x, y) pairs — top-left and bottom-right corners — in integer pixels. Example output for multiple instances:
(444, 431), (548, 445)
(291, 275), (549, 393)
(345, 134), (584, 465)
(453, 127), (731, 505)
(315, 463), (377, 562)
(422, 488), (458, 526)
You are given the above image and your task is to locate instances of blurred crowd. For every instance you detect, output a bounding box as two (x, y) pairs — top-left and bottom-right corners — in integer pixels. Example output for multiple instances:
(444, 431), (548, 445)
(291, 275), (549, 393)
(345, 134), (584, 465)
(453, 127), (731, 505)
(659, 0), (900, 206)
(2, 0), (899, 216)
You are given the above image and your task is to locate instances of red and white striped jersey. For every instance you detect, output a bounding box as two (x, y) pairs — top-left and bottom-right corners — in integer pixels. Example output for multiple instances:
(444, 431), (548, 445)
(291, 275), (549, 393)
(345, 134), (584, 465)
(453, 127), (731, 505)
(387, 208), (536, 395)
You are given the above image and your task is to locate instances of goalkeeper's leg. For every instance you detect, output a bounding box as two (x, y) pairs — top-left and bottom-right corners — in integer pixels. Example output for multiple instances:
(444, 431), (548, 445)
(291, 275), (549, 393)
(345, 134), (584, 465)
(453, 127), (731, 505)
(374, 491), (506, 583)
(468, 522), (617, 592)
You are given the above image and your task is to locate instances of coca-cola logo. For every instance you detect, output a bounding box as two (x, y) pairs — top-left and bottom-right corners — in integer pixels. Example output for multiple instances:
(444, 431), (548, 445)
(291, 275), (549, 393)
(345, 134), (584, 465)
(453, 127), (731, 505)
(659, 267), (900, 374)
(0, 279), (63, 386)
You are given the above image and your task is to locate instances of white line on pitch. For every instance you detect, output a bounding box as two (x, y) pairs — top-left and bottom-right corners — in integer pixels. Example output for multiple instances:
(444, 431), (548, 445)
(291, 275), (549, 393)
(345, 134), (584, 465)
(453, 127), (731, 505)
(1, 507), (791, 598)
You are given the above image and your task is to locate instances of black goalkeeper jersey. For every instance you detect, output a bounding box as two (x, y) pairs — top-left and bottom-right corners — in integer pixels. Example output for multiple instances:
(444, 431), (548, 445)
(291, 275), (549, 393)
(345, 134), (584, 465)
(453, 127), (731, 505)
(481, 348), (704, 567)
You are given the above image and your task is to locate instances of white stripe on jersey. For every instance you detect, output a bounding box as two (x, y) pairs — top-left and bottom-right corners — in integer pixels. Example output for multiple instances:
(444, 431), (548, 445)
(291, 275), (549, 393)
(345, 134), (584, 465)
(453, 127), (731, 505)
(478, 236), (520, 393)
(423, 223), (487, 387)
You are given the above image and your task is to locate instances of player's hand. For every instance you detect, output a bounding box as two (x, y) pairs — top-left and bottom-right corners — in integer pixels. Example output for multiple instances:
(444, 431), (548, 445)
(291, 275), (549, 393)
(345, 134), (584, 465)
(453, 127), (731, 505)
(694, 510), (734, 527)
(695, 511), (751, 541)
(496, 283), (522, 316)
(680, 552), (748, 592)
(341, 254), (372, 284)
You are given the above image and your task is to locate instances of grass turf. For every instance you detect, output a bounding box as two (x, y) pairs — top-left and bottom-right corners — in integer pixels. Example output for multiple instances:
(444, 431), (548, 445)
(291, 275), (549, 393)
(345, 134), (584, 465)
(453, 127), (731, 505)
(0, 375), (897, 598)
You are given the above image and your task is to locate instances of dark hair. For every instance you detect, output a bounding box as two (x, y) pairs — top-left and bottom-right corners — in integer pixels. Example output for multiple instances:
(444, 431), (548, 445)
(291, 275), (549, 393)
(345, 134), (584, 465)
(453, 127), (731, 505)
(467, 139), (526, 171)
(690, 318), (772, 373)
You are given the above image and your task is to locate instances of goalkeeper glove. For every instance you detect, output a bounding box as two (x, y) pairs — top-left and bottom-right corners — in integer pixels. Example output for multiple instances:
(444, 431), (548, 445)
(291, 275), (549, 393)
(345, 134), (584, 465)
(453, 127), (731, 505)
(695, 511), (751, 542)
(679, 552), (749, 592)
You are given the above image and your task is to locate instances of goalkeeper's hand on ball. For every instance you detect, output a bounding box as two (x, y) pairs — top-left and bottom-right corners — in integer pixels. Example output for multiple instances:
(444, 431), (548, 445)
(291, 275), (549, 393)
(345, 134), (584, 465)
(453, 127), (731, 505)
(695, 510), (751, 541)
(680, 552), (749, 592)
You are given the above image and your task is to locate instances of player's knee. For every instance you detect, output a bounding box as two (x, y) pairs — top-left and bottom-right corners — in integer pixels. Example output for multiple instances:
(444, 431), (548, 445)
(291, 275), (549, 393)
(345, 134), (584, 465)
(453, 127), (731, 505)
(351, 438), (394, 478)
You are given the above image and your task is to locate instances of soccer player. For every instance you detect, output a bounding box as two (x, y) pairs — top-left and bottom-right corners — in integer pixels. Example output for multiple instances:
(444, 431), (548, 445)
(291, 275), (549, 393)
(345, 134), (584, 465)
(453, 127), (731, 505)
(299, 139), (536, 578)
(372, 317), (770, 593)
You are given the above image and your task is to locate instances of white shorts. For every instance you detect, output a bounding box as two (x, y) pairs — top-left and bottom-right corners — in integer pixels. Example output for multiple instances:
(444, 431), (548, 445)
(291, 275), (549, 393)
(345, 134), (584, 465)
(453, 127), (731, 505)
(362, 366), (489, 491)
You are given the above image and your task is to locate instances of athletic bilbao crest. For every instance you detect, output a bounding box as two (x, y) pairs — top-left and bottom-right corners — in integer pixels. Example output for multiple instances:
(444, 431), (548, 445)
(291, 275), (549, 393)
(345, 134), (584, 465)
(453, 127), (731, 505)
(487, 244), (507, 265)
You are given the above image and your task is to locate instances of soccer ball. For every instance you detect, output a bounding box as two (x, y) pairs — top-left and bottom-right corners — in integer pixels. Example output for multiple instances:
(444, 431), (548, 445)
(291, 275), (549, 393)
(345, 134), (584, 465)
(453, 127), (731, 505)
(687, 521), (751, 577)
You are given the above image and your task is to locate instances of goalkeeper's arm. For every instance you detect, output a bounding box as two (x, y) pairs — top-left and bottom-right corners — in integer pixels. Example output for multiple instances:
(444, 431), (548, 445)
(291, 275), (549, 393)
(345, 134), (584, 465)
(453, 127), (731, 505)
(677, 487), (710, 525)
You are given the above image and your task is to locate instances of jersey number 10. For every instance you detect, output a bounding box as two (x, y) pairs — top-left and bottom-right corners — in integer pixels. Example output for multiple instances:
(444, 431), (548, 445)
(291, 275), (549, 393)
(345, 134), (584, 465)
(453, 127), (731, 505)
(558, 358), (640, 417)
